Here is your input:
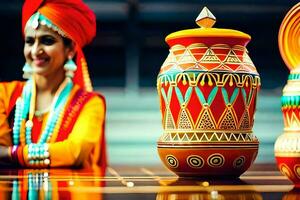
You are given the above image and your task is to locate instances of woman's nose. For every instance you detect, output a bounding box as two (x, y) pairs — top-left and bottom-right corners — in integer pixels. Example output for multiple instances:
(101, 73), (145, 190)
(31, 42), (43, 57)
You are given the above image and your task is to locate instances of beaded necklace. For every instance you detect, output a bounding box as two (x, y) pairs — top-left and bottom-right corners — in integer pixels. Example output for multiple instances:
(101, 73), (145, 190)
(12, 77), (73, 166)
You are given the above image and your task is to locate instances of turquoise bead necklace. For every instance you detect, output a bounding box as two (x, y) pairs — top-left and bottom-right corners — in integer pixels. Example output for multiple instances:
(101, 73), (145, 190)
(12, 77), (73, 165)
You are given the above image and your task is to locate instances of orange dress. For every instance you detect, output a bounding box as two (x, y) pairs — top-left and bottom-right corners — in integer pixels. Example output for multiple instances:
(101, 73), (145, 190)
(0, 81), (106, 169)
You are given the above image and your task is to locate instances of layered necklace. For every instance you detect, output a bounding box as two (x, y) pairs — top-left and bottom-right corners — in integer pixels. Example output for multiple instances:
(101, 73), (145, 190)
(12, 77), (73, 165)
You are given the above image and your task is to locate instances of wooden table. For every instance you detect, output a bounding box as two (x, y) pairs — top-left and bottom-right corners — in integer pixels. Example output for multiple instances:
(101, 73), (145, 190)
(0, 163), (296, 199)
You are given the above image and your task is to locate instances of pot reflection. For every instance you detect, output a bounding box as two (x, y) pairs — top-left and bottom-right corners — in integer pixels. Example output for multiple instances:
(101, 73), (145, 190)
(282, 188), (300, 200)
(157, 178), (263, 200)
(157, 192), (262, 200)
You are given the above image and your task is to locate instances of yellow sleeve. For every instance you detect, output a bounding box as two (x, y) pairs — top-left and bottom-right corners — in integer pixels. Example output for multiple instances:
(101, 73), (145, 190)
(0, 83), (13, 146)
(48, 96), (105, 167)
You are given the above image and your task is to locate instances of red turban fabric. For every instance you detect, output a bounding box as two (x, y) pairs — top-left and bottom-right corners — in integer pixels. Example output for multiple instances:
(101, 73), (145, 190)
(22, 0), (96, 91)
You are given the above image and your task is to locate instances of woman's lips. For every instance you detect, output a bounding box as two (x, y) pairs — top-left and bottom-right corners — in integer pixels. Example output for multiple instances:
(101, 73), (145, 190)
(33, 58), (48, 67)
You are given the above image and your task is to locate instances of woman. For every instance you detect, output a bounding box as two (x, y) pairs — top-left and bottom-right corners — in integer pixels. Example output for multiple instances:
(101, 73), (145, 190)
(0, 0), (106, 169)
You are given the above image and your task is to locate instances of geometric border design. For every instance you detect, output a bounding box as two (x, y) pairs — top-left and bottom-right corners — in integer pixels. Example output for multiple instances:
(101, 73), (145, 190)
(159, 132), (258, 143)
(157, 43), (261, 143)
(282, 109), (300, 131)
(159, 43), (258, 76)
(157, 72), (260, 133)
(158, 72), (260, 89)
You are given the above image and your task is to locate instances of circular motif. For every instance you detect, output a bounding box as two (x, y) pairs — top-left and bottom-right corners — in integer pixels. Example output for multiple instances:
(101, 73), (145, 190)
(280, 163), (293, 179)
(207, 153), (225, 168)
(294, 165), (300, 178)
(187, 155), (204, 168)
(278, 2), (300, 70)
(165, 155), (179, 168)
(233, 156), (246, 168)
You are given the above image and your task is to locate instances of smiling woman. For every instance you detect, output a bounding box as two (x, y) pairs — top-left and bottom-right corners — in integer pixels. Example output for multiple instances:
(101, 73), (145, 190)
(0, 0), (107, 170)
(24, 25), (71, 79)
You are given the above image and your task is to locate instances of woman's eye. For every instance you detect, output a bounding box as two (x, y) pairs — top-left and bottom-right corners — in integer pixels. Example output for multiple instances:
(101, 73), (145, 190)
(41, 37), (56, 45)
(25, 37), (34, 45)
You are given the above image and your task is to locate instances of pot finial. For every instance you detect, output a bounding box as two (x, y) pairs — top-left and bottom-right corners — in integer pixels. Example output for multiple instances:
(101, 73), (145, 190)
(196, 7), (216, 28)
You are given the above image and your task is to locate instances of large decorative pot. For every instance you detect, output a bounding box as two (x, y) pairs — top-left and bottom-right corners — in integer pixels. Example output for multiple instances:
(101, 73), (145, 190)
(274, 3), (300, 188)
(157, 7), (260, 177)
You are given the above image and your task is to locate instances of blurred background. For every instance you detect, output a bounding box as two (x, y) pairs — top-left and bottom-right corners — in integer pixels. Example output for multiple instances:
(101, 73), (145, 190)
(0, 0), (299, 166)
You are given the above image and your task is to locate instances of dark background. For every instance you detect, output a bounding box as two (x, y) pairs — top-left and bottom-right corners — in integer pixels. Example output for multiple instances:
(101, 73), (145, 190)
(0, 0), (298, 90)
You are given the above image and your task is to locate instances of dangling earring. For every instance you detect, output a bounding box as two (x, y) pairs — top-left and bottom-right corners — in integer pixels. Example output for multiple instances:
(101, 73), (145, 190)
(64, 58), (77, 79)
(22, 63), (33, 79)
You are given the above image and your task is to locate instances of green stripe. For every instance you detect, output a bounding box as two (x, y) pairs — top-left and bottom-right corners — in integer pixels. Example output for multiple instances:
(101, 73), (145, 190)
(288, 73), (300, 80)
(175, 87), (184, 104)
(230, 88), (239, 104)
(195, 87), (207, 105)
(247, 89), (253, 105)
(282, 95), (300, 106)
(241, 88), (247, 104)
(184, 87), (193, 103)
(221, 88), (229, 105)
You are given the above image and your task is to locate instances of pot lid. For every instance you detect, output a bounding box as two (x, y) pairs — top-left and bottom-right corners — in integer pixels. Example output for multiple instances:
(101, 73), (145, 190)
(165, 7), (251, 43)
(278, 2), (300, 71)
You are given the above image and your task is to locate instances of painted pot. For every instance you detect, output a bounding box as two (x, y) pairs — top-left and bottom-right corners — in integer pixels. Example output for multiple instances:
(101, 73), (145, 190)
(275, 72), (300, 188)
(157, 7), (260, 177)
(282, 188), (300, 200)
(274, 2), (300, 188)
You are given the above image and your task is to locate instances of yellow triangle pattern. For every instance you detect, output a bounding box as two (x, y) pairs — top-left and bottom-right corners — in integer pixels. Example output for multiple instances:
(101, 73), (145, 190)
(159, 44), (259, 75)
(200, 49), (220, 63)
(211, 63), (233, 71)
(234, 64), (253, 73)
(164, 108), (176, 130)
(239, 110), (250, 129)
(243, 50), (254, 65)
(178, 109), (193, 129)
(223, 50), (241, 64)
(178, 49), (197, 63)
(219, 109), (237, 129)
(162, 52), (177, 67)
(159, 132), (256, 143)
(196, 109), (216, 130)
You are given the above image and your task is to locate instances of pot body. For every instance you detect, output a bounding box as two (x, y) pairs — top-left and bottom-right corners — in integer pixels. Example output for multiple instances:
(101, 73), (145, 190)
(275, 73), (300, 188)
(157, 38), (260, 177)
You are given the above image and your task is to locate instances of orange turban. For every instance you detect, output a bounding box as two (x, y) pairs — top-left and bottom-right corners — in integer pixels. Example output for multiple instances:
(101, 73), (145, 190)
(22, 0), (96, 91)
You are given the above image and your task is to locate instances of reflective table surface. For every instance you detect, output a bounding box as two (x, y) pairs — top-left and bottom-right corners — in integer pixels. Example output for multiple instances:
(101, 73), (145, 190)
(0, 163), (296, 200)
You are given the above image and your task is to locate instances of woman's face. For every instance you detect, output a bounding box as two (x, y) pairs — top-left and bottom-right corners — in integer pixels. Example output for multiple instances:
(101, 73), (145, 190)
(24, 25), (73, 77)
